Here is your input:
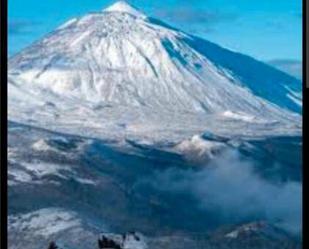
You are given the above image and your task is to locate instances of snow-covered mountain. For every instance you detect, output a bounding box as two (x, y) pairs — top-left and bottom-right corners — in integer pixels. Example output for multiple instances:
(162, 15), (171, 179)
(8, 1), (302, 142)
(7, 3), (302, 248)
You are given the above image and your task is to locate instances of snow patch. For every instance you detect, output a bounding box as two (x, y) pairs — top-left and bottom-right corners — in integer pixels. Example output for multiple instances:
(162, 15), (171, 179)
(9, 208), (82, 237)
(103, 1), (146, 19)
(100, 232), (148, 249)
(224, 221), (286, 240)
(284, 85), (302, 107)
(32, 139), (54, 152)
(222, 111), (255, 122)
(8, 169), (32, 185)
(21, 161), (72, 178)
(74, 177), (97, 185)
(175, 135), (226, 163)
(8, 147), (18, 159)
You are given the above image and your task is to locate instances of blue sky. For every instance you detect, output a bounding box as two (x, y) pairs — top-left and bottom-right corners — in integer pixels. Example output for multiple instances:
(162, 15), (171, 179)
(8, 0), (302, 61)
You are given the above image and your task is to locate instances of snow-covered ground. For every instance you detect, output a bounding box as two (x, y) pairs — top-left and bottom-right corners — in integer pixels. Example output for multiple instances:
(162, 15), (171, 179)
(9, 208), (83, 238)
(7, 121), (302, 249)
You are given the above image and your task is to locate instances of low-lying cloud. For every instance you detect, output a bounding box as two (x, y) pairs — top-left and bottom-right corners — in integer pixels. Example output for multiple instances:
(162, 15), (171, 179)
(141, 150), (302, 234)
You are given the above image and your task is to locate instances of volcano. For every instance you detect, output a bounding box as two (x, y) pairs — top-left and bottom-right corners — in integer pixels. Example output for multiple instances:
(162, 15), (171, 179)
(7, 3), (303, 249)
(8, 1), (302, 142)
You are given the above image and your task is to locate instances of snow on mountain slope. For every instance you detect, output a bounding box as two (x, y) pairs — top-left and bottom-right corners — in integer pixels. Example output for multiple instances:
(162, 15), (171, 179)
(8, 208), (104, 249)
(104, 1), (147, 18)
(8, 1), (302, 143)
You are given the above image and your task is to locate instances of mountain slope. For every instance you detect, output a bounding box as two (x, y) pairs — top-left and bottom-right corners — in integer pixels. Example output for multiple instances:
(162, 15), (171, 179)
(8, 1), (302, 142)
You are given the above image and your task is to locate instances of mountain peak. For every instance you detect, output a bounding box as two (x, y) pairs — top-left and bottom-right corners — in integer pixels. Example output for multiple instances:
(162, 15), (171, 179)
(103, 1), (146, 18)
